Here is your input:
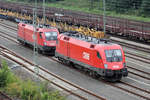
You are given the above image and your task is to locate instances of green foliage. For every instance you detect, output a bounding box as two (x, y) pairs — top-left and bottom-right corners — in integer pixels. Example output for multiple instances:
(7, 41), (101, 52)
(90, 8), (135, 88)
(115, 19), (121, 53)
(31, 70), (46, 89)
(21, 80), (39, 100)
(41, 92), (50, 100)
(49, 91), (65, 100)
(6, 0), (150, 19)
(0, 60), (12, 87)
(5, 82), (22, 97)
(20, 0), (64, 2)
(106, 0), (142, 14)
(0, 60), (65, 100)
(140, 0), (150, 17)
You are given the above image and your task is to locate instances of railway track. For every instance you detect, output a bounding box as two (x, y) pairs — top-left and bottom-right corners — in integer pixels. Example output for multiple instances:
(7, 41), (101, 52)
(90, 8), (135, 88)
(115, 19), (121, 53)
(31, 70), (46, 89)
(0, 20), (150, 100)
(2, 21), (150, 61)
(127, 66), (150, 80)
(2, 28), (150, 84)
(51, 57), (150, 100)
(0, 22), (17, 32)
(107, 81), (150, 100)
(0, 91), (13, 100)
(125, 52), (150, 64)
(1, 1), (150, 42)
(111, 39), (150, 54)
(0, 31), (17, 43)
(1, 20), (150, 62)
(0, 45), (106, 100)
(1, 21), (150, 80)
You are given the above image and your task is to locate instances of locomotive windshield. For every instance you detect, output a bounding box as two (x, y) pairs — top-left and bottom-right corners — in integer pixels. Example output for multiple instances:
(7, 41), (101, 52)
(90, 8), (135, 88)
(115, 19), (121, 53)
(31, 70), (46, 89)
(105, 49), (122, 62)
(44, 31), (57, 41)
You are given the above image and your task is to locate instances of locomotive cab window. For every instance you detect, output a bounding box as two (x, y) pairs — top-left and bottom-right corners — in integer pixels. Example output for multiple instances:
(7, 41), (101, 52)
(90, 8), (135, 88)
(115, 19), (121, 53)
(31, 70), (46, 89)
(105, 49), (122, 62)
(97, 52), (101, 59)
(44, 31), (57, 41)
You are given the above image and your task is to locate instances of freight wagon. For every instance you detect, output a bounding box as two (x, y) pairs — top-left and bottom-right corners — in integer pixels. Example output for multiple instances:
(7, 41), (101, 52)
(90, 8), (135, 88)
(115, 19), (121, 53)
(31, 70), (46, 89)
(1, 1), (150, 42)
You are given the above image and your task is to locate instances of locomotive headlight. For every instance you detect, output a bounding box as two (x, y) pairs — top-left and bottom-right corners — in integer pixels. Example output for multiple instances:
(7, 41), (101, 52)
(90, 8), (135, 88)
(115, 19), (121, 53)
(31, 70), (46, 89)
(104, 64), (108, 69)
(44, 42), (47, 46)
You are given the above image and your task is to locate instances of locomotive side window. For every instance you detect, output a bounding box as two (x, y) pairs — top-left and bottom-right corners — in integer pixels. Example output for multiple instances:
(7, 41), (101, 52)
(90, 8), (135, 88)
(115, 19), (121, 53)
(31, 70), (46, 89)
(105, 49), (122, 62)
(97, 52), (101, 59)
(45, 31), (57, 41)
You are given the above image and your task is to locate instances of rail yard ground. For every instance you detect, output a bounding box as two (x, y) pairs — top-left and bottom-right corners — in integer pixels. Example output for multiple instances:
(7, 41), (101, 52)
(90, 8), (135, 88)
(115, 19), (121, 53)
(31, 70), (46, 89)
(1, 0), (150, 42)
(0, 0), (150, 99)
(0, 18), (150, 100)
(0, 57), (67, 100)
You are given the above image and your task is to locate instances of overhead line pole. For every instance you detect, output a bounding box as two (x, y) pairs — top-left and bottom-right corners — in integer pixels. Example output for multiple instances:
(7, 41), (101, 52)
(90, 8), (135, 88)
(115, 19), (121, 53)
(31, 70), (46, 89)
(43, 0), (46, 25)
(33, 0), (39, 79)
(103, 0), (106, 35)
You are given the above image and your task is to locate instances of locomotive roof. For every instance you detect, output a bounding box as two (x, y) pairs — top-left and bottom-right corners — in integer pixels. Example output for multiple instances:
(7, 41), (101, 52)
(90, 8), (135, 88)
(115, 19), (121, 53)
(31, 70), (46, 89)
(61, 31), (114, 45)
(20, 22), (56, 29)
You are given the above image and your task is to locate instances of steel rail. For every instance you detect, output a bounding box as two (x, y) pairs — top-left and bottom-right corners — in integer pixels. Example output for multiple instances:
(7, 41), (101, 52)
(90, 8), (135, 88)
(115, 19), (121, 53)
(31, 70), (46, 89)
(1, 21), (150, 81)
(112, 39), (150, 54)
(125, 52), (150, 63)
(0, 32), (18, 43)
(0, 22), (17, 31)
(1, 20), (150, 61)
(0, 45), (106, 100)
(128, 70), (150, 80)
(127, 66), (150, 76)
(107, 82), (150, 100)
(52, 57), (150, 100)
(0, 19), (150, 100)
(0, 91), (13, 100)
(0, 30), (17, 39)
(125, 54), (150, 64)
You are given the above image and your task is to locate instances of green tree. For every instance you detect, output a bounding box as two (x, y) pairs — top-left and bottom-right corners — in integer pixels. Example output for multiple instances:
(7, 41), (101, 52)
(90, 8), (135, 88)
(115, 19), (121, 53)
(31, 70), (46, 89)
(106, 0), (142, 13)
(131, 0), (142, 9)
(140, 0), (150, 17)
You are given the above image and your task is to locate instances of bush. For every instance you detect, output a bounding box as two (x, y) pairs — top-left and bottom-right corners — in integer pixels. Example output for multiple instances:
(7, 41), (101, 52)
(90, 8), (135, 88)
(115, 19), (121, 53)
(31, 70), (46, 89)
(0, 61), (12, 87)
(0, 60), (65, 100)
(5, 82), (22, 97)
(21, 80), (39, 100)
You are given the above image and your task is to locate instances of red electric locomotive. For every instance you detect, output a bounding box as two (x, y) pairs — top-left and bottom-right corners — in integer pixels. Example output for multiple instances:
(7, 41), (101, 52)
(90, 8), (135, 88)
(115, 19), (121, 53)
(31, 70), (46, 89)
(55, 31), (128, 81)
(17, 22), (59, 54)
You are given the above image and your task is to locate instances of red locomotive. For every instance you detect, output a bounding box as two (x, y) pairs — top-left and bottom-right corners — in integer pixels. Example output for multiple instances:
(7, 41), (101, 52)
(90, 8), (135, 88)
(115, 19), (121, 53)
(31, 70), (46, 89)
(55, 31), (128, 81)
(17, 22), (59, 54)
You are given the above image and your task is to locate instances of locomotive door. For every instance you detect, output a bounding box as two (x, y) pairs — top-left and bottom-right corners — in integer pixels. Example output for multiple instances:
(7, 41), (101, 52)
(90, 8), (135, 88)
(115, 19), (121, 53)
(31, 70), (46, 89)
(37, 32), (43, 46)
(63, 37), (70, 57)
(67, 38), (70, 57)
(21, 24), (25, 42)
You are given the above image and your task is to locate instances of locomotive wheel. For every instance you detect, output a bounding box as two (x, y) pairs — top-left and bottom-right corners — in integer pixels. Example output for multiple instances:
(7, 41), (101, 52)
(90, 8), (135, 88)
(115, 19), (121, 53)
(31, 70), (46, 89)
(38, 48), (42, 54)
(89, 71), (98, 78)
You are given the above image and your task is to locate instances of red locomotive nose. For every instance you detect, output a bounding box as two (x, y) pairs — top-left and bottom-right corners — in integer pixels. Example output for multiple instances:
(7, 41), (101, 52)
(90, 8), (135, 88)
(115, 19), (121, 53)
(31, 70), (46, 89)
(103, 48), (126, 70)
